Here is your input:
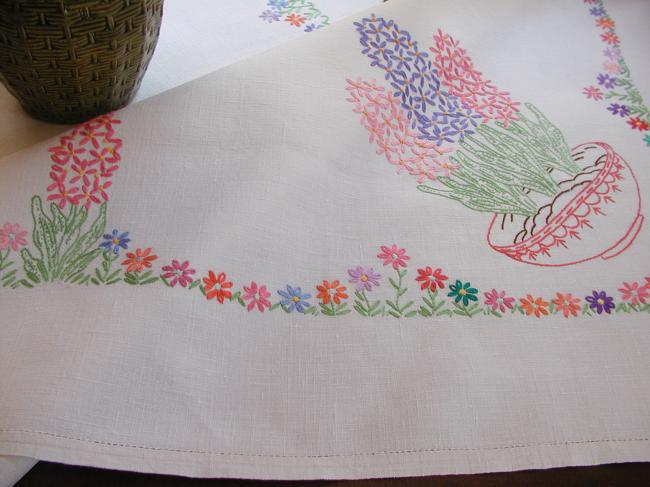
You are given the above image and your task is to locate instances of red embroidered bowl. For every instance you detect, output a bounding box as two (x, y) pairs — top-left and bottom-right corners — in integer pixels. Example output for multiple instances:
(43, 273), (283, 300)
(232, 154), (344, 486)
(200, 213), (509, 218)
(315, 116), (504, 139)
(487, 142), (643, 267)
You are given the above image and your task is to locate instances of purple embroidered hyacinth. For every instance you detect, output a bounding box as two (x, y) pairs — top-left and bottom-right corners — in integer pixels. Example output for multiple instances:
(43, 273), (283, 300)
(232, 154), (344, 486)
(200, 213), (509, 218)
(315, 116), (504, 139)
(585, 290), (615, 314)
(596, 73), (617, 89)
(607, 103), (630, 117)
(353, 15), (475, 145)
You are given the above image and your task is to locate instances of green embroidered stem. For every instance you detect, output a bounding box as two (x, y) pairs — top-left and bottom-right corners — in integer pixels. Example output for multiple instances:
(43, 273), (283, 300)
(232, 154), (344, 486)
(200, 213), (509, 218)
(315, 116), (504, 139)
(353, 289), (382, 317)
(91, 252), (121, 285)
(452, 302), (482, 318)
(386, 268), (415, 318)
(319, 301), (351, 316)
(418, 288), (452, 317)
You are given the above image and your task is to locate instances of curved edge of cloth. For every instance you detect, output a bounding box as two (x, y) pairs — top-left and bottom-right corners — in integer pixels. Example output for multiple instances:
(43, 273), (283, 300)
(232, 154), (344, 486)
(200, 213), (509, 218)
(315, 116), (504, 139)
(0, 456), (37, 487)
(1, 434), (650, 480)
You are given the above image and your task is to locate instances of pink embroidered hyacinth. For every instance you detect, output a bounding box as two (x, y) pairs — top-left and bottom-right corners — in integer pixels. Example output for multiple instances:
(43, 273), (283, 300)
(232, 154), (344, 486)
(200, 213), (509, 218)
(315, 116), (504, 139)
(346, 77), (456, 183)
(430, 29), (520, 126)
(46, 113), (122, 209)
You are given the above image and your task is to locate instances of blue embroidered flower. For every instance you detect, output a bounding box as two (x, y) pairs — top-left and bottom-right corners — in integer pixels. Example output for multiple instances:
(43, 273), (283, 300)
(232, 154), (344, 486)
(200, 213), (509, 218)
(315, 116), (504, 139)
(259, 9), (280, 23)
(589, 7), (605, 17)
(100, 229), (130, 255)
(304, 23), (321, 32)
(596, 73), (617, 89)
(267, 0), (287, 9)
(278, 285), (311, 313)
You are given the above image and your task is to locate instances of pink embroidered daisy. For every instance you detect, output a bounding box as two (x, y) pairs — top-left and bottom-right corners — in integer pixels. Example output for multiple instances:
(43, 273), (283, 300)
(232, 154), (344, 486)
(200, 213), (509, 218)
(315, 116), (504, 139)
(162, 259), (196, 288)
(0, 222), (28, 251)
(583, 86), (604, 100)
(242, 281), (272, 312)
(618, 281), (648, 305)
(483, 288), (515, 313)
(377, 244), (410, 270)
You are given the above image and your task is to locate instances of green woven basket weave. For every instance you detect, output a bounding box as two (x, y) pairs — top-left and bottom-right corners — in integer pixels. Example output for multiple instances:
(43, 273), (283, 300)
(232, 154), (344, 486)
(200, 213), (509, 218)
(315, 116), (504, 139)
(0, 0), (163, 124)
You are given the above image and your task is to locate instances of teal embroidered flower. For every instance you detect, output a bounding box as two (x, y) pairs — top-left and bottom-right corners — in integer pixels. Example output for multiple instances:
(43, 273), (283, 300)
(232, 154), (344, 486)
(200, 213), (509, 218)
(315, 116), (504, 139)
(644, 134), (650, 147)
(448, 280), (478, 306)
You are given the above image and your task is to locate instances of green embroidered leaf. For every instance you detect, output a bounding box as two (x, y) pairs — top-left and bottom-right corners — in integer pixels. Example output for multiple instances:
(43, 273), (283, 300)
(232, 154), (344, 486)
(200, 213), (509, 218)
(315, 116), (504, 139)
(388, 277), (399, 290)
(270, 302), (282, 311)
(57, 203), (106, 279)
(388, 311), (400, 318)
(404, 310), (418, 318)
(419, 306), (432, 317)
(319, 303), (334, 316)
(353, 303), (368, 316)
(50, 203), (66, 236)
(189, 279), (201, 290)
(62, 248), (102, 282)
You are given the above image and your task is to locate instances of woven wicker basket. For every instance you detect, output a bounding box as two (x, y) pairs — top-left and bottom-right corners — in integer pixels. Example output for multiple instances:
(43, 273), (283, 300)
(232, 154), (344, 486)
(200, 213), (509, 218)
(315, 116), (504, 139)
(0, 0), (163, 124)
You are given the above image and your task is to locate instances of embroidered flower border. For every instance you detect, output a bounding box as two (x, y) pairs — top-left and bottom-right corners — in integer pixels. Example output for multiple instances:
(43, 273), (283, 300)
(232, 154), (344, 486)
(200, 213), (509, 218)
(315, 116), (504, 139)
(259, 0), (330, 32)
(0, 116), (648, 318)
(581, 0), (650, 147)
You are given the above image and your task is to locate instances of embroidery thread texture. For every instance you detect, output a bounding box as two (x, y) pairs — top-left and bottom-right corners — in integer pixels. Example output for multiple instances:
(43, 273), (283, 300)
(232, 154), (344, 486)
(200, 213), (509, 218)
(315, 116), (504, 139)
(582, 0), (650, 147)
(347, 15), (643, 267)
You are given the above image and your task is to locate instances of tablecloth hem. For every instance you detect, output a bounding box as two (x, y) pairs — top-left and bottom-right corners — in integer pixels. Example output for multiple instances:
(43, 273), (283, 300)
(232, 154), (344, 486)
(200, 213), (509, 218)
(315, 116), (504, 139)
(2, 432), (649, 480)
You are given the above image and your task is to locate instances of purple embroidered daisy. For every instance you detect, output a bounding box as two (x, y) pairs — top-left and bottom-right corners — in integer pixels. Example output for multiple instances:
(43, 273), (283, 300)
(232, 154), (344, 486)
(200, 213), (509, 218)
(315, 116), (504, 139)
(348, 266), (381, 292)
(585, 290), (615, 314)
(602, 47), (621, 61)
(607, 103), (630, 117)
(589, 7), (605, 16)
(596, 73), (617, 89)
(259, 10), (280, 23)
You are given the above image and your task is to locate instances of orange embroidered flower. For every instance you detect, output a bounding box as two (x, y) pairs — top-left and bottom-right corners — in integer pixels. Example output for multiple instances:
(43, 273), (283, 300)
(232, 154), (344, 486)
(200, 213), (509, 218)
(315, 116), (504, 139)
(595, 17), (615, 29)
(552, 292), (581, 318)
(121, 247), (157, 273)
(285, 13), (305, 27)
(520, 294), (549, 318)
(316, 280), (348, 305)
(203, 271), (233, 303)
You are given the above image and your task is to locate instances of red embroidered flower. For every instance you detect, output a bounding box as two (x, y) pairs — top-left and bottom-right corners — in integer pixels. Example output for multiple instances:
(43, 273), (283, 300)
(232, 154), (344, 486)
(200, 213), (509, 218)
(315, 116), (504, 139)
(415, 266), (448, 292)
(520, 294), (549, 318)
(377, 244), (410, 270)
(552, 292), (581, 318)
(122, 247), (157, 273)
(600, 31), (619, 45)
(203, 271), (233, 303)
(316, 280), (348, 305)
(627, 117), (649, 131)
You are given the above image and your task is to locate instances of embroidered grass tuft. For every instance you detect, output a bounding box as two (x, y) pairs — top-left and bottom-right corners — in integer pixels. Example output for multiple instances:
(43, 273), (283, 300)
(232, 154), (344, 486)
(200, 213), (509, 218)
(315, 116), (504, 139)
(417, 103), (580, 216)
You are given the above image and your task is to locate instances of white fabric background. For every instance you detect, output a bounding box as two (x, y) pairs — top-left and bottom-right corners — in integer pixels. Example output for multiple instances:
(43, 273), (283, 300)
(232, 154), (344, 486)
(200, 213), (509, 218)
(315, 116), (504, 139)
(1, 0), (649, 483)
(0, 1), (380, 484)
